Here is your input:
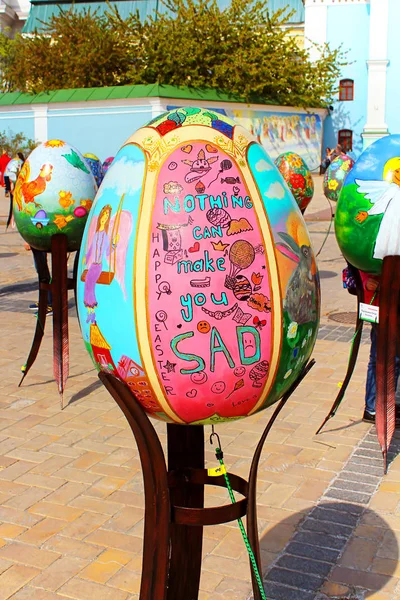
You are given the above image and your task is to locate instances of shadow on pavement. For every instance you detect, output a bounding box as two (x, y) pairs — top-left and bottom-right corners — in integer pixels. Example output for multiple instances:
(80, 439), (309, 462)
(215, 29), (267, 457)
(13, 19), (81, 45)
(69, 378), (102, 404)
(260, 501), (398, 599)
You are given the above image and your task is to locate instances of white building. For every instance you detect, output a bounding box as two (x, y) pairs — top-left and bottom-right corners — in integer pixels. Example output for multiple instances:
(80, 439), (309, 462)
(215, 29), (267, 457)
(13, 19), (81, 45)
(305, 0), (397, 156)
(0, 0), (30, 35)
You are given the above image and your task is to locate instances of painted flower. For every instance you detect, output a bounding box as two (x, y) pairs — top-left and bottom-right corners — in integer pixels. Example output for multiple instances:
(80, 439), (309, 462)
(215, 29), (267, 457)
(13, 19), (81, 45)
(54, 214), (68, 229)
(301, 337), (307, 348)
(288, 154), (303, 169)
(80, 199), (93, 211)
(284, 369), (293, 379)
(287, 321), (298, 339)
(44, 139), (65, 148)
(58, 191), (74, 208)
(289, 172), (305, 190)
(251, 272), (263, 290)
(328, 179), (339, 190)
(342, 160), (351, 171)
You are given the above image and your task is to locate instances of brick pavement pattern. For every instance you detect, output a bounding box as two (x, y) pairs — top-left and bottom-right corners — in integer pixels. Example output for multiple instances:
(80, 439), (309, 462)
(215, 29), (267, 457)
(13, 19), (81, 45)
(0, 180), (400, 599)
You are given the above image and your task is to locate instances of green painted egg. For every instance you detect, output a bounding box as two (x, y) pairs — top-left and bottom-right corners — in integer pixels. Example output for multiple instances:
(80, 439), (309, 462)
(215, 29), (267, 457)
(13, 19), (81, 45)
(13, 140), (97, 251)
(335, 135), (400, 274)
(323, 154), (354, 202)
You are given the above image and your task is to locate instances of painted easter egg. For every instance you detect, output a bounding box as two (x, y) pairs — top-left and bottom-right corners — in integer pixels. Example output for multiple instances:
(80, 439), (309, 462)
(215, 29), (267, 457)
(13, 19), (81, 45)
(274, 152), (314, 213)
(323, 154), (354, 202)
(102, 156), (114, 175)
(13, 140), (97, 251)
(335, 135), (400, 275)
(77, 108), (320, 425)
(84, 153), (104, 187)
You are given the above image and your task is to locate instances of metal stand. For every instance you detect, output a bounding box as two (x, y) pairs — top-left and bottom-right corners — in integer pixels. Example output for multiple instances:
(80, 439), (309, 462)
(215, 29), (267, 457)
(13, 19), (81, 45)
(99, 359), (315, 600)
(19, 234), (78, 407)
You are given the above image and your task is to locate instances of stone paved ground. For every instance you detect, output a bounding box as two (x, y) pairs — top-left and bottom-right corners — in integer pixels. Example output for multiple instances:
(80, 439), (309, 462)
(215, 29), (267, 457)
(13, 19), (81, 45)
(0, 180), (399, 600)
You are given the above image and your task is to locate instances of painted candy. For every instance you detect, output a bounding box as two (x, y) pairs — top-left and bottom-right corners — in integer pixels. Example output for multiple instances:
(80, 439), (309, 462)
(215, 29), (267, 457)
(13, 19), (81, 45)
(335, 135), (400, 275)
(13, 140), (97, 251)
(274, 152), (314, 212)
(77, 108), (320, 425)
(323, 154), (354, 203)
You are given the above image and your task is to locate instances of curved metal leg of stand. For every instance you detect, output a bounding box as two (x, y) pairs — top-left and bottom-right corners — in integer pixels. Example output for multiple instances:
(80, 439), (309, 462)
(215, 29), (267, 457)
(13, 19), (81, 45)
(99, 372), (171, 600)
(247, 359), (315, 599)
(51, 235), (69, 407)
(71, 250), (80, 327)
(316, 268), (364, 435)
(19, 285), (48, 386)
(6, 192), (13, 229)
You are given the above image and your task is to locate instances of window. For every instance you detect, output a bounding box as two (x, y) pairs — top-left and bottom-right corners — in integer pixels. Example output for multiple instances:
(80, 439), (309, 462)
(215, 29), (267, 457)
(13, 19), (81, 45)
(339, 79), (354, 101)
(338, 129), (353, 152)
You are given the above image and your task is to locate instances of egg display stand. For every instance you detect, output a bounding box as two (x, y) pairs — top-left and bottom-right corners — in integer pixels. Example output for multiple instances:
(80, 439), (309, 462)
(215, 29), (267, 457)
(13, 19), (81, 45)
(99, 359), (315, 600)
(19, 234), (78, 407)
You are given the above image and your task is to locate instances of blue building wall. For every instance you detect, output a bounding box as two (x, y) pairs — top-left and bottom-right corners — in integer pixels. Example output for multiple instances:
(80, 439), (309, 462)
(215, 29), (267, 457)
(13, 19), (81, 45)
(386, 0), (400, 135)
(47, 106), (152, 159)
(0, 112), (35, 144)
(324, 3), (370, 158)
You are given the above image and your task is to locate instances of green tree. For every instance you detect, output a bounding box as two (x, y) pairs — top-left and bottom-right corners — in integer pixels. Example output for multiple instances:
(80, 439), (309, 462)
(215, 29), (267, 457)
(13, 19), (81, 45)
(0, 129), (38, 156)
(1, 0), (346, 107)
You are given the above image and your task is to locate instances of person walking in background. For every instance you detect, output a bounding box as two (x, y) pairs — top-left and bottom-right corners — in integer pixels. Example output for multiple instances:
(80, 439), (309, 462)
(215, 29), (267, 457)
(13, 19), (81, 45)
(330, 144), (345, 163)
(344, 264), (400, 423)
(4, 152), (24, 198)
(320, 147), (332, 174)
(0, 149), (11, 190)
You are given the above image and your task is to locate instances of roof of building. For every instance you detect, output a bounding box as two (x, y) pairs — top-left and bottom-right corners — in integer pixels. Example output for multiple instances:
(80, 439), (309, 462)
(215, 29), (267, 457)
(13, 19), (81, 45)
(0, 83), (275, 106)
(23, 0), (304, 33)
(90, 323), (111, 349)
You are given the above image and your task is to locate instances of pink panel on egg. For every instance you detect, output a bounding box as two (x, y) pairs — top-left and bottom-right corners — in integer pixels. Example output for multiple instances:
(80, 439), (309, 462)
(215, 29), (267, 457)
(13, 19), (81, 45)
(147, 142), (273, 423)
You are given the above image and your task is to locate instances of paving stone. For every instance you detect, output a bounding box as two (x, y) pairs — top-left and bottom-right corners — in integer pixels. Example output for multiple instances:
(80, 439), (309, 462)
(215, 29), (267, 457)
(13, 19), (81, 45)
(292, 530), (348, 551)
(261, 581), (314, 600)
(284, 541), (340, 563)
(267, 567), (323, 591)
(310, 506), (360, 527)
(300, 517), (353, 538)
(324, 487), (372, 504)
(331, 478), (377, 494)
(276, 554), (332, 577)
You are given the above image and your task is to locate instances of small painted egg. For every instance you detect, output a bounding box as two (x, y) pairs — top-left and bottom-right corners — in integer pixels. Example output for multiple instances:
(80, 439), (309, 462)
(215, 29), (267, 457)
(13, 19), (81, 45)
(102, 156), (114, 175)
(233, 275), (252, 301)
(323, 154), (354, 202)
(13, 140), (97, 251)
(336, 134), (400, 274)
(74, 206), (87, 218)
(84, 153), (103, 187)
(77, 108), (320, 425)
(274, 152), (314, 213)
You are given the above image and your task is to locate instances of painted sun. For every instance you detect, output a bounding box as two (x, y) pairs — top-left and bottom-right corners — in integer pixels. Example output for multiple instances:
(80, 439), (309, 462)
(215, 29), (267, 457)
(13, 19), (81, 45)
(44, 140), (66, 148)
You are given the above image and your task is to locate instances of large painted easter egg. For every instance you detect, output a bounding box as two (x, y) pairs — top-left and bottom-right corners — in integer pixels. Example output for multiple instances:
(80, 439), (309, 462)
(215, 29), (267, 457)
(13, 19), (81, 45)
(13, 140), (97, 251)
(84, 153), (103, 187)
(77, 108), (320, 425)
(323, 154), (354, 202)
(274, 152), (314, 213)
(335, 135), (400, 275)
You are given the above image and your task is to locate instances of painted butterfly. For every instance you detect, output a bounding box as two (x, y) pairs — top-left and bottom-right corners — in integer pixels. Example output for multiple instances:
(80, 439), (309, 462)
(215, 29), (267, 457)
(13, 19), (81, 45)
(253, 316), (267, 331)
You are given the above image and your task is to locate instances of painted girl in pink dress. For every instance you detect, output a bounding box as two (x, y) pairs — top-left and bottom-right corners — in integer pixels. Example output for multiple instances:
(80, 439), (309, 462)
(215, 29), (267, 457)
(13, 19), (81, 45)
(83, 204), (113, 323)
